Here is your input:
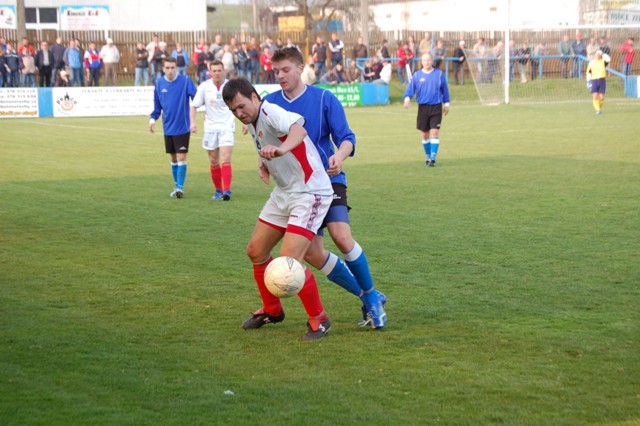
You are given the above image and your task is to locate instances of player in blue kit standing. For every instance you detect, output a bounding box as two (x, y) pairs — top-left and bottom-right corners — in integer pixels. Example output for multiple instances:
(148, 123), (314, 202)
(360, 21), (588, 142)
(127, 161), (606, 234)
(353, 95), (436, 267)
(265, 47), (387, 329)
(404, 53), (450, 167)
(149, 57), (198, 198)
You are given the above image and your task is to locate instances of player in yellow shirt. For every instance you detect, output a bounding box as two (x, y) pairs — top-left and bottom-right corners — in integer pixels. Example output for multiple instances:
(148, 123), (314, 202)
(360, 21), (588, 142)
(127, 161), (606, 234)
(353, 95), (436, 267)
(586, 50), (608, 115)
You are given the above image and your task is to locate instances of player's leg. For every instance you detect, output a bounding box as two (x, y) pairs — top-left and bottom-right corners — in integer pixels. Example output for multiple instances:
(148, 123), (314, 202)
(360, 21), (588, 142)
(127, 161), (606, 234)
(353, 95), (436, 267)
(219, 132), (235, 200)
(417, 104), (431, 165)
(243, 220), (286, 329)
(173, 133), (190, 196)
(427, 105), (443, 166)
(305, 231), (362, 297)
(203, 133), (223, 199)
(165, 137), (180, 197)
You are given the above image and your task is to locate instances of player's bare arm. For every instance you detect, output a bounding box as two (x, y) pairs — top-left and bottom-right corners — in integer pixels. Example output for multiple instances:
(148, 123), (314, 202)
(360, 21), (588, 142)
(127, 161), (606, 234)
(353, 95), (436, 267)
(148, 119), (156, 133)
(257, 161), (270, 184)
(189, 106), (198, 133)
(327, 140), (353, 176)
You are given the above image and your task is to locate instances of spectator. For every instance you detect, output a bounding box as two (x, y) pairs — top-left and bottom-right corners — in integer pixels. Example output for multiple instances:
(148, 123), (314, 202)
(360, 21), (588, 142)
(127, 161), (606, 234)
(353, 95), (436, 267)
(285, 37), (300, 51)
(101, 38), (120, 86)
(452, 40), (466, 85)
(50, 37), (66, 86)
(85, 42), (102, 87)
(0, 46), (6, 87)
(598, 36), (611, 56)
(221, 44), (236, 79)
(134, 41), (149, 86)
(146, 34), (160, 84)
(74, 39), (86, 87)
(17, 37), (35, 56)
(431, 40), (445, 69)
(371, 56), (383, 80)
(517, 42), (530, 83)
(35, 40), (54, 87)
(209, 34), (224, 60)
(397, 41), (414, 84)
(531, 42), (545, 80)
(20, 49), (36, 87)
(473, 37), (487, 82)
(620, 37), (635, 76)
(301, 55), (316, 85)
(352, 36), (368, 62)
(4, 44), (20, 87)
(259, 46), (274, 84)
(197, 44), (214, 83)
(171, 42), (190, 76)
(488, 41), (503, 83)
(260, 35), (274, 56)
(153, 41), (170, 82)
(377, 39), (391, 59)
(0, 37), (6, 52)
(557, 35), (573, 78)
(508, 40), (517, 81)
(320, 63), (348, 85)
(54, 69), (69, 87)
(236, 41), (251, 80)
(193, 37), (206, 70)
(64, 40), (83, 87)
(408, 35), (418, 73)
(312, 36), (327, 81)
(571, 32), (587, 78)
(345, 59), (362, 83)
(248, 36), (260, 83)
(373, 58), (392, 84)
(363, 59), (375, 82)
(329, 32), (345, 67)
(586, 37), (598, 61)
(419, 32), (431, 62)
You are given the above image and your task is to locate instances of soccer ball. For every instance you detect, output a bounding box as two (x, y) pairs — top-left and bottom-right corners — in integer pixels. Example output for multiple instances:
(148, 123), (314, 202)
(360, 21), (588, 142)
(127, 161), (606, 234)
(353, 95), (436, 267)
(264, 256), (306, 298)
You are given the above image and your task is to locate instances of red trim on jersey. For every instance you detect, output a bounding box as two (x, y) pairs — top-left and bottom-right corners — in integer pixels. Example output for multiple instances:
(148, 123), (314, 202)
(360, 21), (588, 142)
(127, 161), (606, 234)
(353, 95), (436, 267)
(290, 142), (314, 184)
(258, 218), (286, 233)
(286, 224), (315, 241)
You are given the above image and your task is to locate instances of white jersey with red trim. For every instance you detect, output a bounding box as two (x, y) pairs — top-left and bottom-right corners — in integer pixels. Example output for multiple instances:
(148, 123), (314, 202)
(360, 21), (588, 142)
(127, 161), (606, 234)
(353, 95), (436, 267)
(250, 100), (332, 196)
(192, 78), (235, 133)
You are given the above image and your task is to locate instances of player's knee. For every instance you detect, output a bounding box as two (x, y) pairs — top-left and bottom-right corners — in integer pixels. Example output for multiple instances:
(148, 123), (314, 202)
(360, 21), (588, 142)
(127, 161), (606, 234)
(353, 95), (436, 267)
(332, 232), (354, 253)
(246, 241), (268, 263)
(304, 247), (326, 270)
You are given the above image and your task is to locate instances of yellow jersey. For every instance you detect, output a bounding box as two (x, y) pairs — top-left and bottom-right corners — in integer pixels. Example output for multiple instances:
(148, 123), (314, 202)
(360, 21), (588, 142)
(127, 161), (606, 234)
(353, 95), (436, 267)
(587, 59), (607, 80)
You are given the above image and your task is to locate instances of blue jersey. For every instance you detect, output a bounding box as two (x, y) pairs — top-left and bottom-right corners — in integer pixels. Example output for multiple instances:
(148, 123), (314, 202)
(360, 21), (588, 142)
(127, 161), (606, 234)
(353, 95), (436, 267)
(264, 85), (355, 186)
(404, 68), (450, 106)
(151, 75), (197, 136)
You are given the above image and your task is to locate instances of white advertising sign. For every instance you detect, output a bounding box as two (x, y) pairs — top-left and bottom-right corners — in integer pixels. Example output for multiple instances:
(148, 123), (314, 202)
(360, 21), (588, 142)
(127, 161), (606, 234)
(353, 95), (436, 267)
(0, 4), (16, 29)
(0, 88), (39, 119)
(60, 5), (110, 30)
(52, 87), (154, 118)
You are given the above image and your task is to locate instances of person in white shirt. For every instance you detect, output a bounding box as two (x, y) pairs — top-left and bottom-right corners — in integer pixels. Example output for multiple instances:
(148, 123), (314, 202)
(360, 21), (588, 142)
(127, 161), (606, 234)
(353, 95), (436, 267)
(221, 77), (333, 341)
(374, 58), (392, 84)
(190, 60), (236, 200)
(100, 38), (120, 86)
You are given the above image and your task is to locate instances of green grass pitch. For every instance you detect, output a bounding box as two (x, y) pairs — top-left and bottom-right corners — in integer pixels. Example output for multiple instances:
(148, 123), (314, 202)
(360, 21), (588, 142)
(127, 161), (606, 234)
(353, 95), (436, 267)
(1, 100), (639, 425)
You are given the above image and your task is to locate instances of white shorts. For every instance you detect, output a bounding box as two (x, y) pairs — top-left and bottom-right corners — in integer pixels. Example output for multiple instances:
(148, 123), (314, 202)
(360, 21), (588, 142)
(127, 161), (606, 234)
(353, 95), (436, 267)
(258, 187), (332, 241)
(202, 131), (234, 151)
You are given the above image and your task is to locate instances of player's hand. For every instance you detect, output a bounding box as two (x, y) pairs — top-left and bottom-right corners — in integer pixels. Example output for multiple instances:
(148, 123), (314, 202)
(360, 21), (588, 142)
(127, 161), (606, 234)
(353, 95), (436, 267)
(586, 81), (592, 89)
(242, 124), (249, 135)
(149, 122), (155, 133)
(190, 123), (197, 133)
(443, 106), (450, 116)
(258, 162), (270, 184)
(259, 145), (282, 159)
(403, 99), (411, 109)
(327, 155), (343, 176)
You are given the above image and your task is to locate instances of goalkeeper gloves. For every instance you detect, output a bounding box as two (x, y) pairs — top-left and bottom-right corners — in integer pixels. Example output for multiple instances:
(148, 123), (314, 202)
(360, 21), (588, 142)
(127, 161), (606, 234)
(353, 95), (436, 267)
(586, 81), (592, 89)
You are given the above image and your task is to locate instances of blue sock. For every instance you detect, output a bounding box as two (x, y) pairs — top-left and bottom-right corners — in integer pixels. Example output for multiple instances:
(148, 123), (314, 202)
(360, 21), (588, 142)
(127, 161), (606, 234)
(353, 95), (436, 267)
(344, 242), (374, 293)
(430, 138), (440, 161)
(171, 162), (178, 186)
(176, 162), (187, 189)
(321, 252), (361, 297)
(422, 139), (431, 159)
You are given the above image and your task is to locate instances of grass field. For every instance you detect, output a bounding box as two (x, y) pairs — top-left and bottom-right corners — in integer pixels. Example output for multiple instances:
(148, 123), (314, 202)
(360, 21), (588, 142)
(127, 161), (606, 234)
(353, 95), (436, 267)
(1, 100), (639, 425)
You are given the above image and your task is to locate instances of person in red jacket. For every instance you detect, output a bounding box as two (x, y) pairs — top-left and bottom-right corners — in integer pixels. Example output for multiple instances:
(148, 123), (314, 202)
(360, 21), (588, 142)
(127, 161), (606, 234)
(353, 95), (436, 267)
(259, 46), (274, 83)
(397, 41), (414, 84)
(620, 37), (635, 76)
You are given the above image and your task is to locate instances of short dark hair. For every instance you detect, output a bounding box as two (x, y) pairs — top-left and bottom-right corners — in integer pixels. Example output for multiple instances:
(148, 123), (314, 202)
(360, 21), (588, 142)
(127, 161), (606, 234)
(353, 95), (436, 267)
(163, 57), (177, 65)
(272, 46), (304, 65)
(209, 59), (223, 68)
(222, 77), (260, 105)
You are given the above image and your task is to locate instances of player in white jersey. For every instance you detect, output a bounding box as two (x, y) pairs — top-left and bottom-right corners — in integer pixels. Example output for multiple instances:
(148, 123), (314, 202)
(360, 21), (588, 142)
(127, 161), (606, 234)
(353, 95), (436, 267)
(191, 60), (236, 200)
(222, 77), (333, 340)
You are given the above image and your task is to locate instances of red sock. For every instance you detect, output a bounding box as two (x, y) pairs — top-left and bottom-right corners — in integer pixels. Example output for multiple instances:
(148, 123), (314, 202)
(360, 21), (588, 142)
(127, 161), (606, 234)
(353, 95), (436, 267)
(221, 162), (233, 192)
(297, 268), (327, 323)
(253, 258), (283, 315)
(210, 164), (222, 191)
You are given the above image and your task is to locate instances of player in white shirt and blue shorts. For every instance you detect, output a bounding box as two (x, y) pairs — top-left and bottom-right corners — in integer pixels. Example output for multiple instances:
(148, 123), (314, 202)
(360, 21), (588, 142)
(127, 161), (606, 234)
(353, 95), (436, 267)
(191, 60), (236, 200)
(222, 77), (333, 340)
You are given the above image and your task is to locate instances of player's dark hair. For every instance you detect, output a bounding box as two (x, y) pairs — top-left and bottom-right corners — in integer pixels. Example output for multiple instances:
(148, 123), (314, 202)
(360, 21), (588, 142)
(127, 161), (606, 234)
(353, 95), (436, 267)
(163, 57), (177, 64)
(272, 46), (304, 65)
(222, 77), (260, 104)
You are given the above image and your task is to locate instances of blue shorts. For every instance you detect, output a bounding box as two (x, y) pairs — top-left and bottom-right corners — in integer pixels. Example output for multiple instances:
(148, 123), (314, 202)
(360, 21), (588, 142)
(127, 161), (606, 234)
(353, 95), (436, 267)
(317, 183), (350, 237)
(590, 78), (606, 94)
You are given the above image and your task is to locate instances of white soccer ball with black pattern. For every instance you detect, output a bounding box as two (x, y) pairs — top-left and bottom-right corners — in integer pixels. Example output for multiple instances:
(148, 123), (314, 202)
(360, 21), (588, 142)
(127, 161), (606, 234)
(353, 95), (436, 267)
(264, 256), (305, 298)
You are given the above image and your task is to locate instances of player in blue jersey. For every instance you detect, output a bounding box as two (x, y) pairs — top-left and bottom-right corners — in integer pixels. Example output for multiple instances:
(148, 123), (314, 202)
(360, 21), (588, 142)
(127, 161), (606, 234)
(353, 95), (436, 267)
(265, 47), (387, 329)
(149, 57), (198, 198)
(404, 53), (450, 167)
